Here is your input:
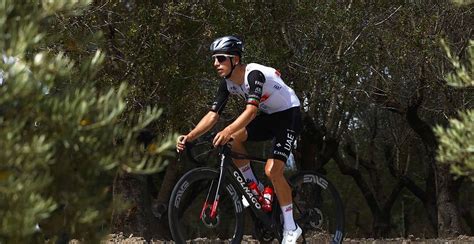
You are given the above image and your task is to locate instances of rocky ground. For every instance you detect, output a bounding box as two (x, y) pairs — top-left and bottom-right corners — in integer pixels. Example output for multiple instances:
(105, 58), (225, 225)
(98, 233), (474, 244)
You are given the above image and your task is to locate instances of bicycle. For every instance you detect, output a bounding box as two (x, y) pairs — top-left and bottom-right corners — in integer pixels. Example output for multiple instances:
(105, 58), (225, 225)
(168, 139), (345, 243)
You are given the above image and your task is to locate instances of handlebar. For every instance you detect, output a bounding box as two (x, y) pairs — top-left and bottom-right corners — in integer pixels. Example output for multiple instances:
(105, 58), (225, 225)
(183, 141), (232, 164)
(178, 131), (266, 165)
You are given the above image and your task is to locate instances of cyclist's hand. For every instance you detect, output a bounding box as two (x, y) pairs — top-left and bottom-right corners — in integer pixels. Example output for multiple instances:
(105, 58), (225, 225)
(176, 135), (187, 153)
(213, 129), (232, 147)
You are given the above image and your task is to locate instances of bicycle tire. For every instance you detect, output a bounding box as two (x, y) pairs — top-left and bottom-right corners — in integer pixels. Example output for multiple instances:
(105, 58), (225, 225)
(289, 171), (345, 244)
(168, 167), (244, 243)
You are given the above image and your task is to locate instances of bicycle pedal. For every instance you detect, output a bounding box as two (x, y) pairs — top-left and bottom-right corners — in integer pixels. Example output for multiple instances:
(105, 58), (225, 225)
(241, 195), (250, 208)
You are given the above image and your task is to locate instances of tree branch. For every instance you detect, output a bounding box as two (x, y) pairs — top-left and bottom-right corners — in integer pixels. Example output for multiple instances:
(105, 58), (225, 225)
(344, 143), (376, 170)
(400, 175), (426, 201)
(405, 67), (438, 149)
(383, 180), (404, 213)
(374, 6), (402, 26)
(333, 151), (381, 215)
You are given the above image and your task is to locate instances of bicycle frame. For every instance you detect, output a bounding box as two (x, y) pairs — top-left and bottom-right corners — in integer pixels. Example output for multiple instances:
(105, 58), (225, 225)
(205, 144), (283, 241)
(173, 140), (344, 244)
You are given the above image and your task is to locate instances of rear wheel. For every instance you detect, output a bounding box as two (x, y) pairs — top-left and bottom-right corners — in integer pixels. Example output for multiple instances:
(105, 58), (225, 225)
(289, 171), (344, 244)
(168, 167), (244, 243)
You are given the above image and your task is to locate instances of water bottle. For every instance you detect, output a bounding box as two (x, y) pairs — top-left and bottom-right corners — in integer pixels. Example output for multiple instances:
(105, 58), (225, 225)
(262, 186), (273, 212)
(248, 181), (263, 202)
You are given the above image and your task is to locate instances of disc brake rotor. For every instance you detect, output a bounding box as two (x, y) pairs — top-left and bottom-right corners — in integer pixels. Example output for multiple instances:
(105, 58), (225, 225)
(201, 207), (220, 228)
(309, 208), (324, 229)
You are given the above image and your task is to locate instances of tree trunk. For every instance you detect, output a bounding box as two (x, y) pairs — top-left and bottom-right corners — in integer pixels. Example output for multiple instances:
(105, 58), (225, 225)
(151, 161), (182, 239)
(405, 93), (463, 237)
(425, 160), (439, 235)
(333, 151), (399, 238)
(460, 205), (474, 234)
(111, 173), (161, 240)
(436, 164), (463, 237)
(298, 113), (324, 171)
(373, 210), (392, 238)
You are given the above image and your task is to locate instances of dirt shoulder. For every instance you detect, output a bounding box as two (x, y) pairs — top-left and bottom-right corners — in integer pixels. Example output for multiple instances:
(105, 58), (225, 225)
(96, 233), (474, 243)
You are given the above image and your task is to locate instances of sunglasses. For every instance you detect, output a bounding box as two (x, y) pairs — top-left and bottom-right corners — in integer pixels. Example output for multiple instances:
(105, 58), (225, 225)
(212, 54), (235, 63)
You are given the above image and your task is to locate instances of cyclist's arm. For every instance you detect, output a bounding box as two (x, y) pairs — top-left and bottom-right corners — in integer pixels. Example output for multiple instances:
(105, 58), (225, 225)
(186, 111), (219, 141)
(220, 105), (257, 135)
(182, 79), (229, 142)
(178, 112), (218, 152)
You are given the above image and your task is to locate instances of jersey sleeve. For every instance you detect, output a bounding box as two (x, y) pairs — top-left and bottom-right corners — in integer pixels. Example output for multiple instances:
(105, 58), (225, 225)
(210, 79), (230, 114)
(247, 70), (266, 107)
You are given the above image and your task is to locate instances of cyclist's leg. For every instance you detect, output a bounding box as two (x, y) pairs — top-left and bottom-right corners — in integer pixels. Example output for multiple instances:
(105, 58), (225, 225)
(265, 158), (292, 204)
(232, 113), (272, 186)
(230, 128), (249, 168)
(265, 158), (297, 231)
(267, 107), (302, 232)
(231, 128), (266, 189)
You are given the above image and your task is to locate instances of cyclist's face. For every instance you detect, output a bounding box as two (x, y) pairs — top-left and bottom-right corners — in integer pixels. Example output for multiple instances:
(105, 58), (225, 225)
(212, 54), (235, 77)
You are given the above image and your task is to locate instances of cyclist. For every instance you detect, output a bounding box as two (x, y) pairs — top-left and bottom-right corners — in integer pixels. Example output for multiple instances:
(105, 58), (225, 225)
(176, 36), (302, 244)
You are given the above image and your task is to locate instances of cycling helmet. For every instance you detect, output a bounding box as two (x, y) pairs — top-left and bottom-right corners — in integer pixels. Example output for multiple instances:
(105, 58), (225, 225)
(210, 36), (243, 57)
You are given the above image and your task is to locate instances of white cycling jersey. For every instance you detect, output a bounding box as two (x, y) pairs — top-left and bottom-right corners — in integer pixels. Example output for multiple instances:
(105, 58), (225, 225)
(211, 63), (300, 114)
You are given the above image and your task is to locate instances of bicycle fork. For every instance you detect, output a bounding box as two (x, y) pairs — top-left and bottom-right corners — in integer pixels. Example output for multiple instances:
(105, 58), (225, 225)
(200, 152), (228, 221)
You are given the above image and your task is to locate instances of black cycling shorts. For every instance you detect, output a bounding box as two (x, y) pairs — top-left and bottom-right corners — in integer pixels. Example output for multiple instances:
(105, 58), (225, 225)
(246, 107), (302, 162)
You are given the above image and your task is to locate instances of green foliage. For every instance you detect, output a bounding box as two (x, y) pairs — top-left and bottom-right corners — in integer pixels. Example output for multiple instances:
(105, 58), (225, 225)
(0, 0), (175, 242)
(441, 39), (474, 87)
(436, 39), (474, 180)
(452, 0), (474, 5)
(436, 110), (474, 180)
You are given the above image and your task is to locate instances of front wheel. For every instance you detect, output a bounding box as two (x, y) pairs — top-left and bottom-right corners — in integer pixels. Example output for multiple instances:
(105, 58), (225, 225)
(289, 171), (345, 244)
(168, 167), (244, 243)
